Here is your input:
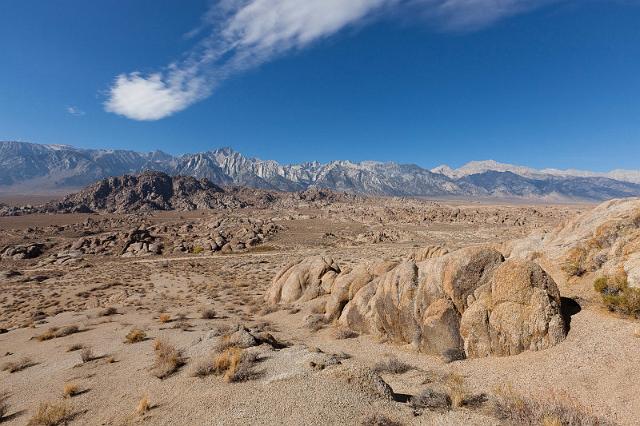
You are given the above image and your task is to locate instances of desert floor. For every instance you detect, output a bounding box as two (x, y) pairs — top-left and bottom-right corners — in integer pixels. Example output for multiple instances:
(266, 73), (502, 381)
(1, 201), (637, 425)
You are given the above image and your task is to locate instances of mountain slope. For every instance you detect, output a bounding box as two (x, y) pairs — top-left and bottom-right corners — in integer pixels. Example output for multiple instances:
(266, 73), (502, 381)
(433, 159), (640, 184)
(2, 141), (640, 201)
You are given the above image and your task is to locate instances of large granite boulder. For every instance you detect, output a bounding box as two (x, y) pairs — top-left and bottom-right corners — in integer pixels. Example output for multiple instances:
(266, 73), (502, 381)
(460, 259), (565, 357)
(266, 246), (566, 359)
(339, 247), (506, 355)
(265, 256), (340, 305)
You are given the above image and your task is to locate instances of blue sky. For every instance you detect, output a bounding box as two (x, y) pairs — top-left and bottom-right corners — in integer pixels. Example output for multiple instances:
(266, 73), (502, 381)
(1, 0), (639, 171)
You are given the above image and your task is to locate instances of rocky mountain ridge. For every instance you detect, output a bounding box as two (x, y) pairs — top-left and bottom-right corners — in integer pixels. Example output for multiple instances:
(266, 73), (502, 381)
(2, 141), (640, 201)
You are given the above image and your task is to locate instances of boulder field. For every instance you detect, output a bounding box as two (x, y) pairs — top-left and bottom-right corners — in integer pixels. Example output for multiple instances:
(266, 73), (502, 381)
(266, 246), (566, 359)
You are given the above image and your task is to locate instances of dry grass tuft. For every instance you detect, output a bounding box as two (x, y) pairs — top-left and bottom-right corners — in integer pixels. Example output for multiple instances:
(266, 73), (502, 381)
(189, 357), (217, 378)
(201, 308), (216, 319)
(34, 328), (58, 342)
(98, 307), (118, 317)
(410, 388), (452, 413)
(373, 357), (414, 375)
(212, 347), (258, 382)
(35, 325), (80, 342)
(2, 357), (35, 373)
(562, 246), (588, 277)
(136, 394), (150, 415)
(62, 383), (79, 399)
(158, 313), (171, 323)
(491, 385), (613, 426)
(124, 328), (146, 344)
(172, 320), (192, 331)
(80, 347), (94, 363)
(304, 314), (328, 331)
(27, 401), (71, 426)
(66, 343), (84, 352)
(333, 327), (359, 339)
(151, 340), (185, 379)
(445, 373), (467, 408)
(361, 413), (403, 426)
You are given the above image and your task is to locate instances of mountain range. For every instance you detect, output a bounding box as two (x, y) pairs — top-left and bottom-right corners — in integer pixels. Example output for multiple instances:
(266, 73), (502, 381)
(1, 141), (639, 202)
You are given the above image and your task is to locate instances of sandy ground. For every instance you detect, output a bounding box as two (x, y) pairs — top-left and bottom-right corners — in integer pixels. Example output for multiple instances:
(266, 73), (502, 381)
(1, 200), (635, 425)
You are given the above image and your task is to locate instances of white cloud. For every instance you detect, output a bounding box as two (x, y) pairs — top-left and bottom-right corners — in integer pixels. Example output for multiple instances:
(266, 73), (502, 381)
(105, 0), (558, 121)
(66, 106), (86, 116)
(105, 70), (208, 121)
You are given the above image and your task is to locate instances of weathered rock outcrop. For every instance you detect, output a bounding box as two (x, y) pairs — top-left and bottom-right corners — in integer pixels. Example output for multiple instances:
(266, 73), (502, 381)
(266, 256), (341, 305)
(409, 245), (449, 262)
(507, 197), (640, 287)
(267, 246), (566, 358)
(339, 246), (506, 355)
(460, 259), (565, 357)
(324, 260), (398, 320)
(1, 243), (45, 259)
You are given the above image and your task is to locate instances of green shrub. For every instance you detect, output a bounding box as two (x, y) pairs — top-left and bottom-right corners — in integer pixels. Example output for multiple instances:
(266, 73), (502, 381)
(192, 246), (205, 254)
(594, 275), (640, 317)
(593, 277), (609, 293)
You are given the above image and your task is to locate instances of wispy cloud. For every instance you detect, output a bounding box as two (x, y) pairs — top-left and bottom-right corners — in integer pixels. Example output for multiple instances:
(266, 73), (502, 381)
(67, 106), (86, 116)
(105, 0), (557, 121)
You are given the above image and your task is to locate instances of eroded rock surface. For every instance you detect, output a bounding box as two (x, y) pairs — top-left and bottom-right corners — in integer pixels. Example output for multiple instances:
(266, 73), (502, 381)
(268, 246), (566, 358)
(266, 256), (341, 305)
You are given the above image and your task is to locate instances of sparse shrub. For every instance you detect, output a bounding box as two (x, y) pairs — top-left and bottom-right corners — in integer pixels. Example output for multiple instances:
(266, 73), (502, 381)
(491, 385), (613, 426)
(593, 277), (609, 293)
(361, 413), (403, 426)
(125, 328), (146, 343)
(441, 348), (466, 363)
(173, 320), (192, 331)
(562, 247), (588, 277)
(136, 395), (150, 415)
(208, 324), (233, 337)
(66, 343), (84, 352)
(192, 246), (205, 254)
(333, 327), (358, 339)
(27, 401), (71, 426)
(35, 325), (79, 342)
(80, 347), (93, 363)
(34, 328), (58, 342)
(593, 274), (640, 317)
(213, 334), (236, 353)
(304, 314), (327, 331)
(63, 383), (79, 399)
(158, 313), (171, 323)
(56, 325), (80, 338)
(247, 244), (277, 253)
(212, 347), (258, 382)
(410, 388), (452, 413)
(260, 305), (278, 316)
(98, 307), (118, 317)
(151, 340), (185, 379)
(445, 373), (467, 408)
(2, 357), (35, 373)
(201, 308), (216, 319)
(190, 357), (216, 378)
(373, 357), (414, 375)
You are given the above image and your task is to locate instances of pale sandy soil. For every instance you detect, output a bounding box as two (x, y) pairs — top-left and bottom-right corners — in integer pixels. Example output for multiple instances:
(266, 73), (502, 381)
(1, 200), (635, 425)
